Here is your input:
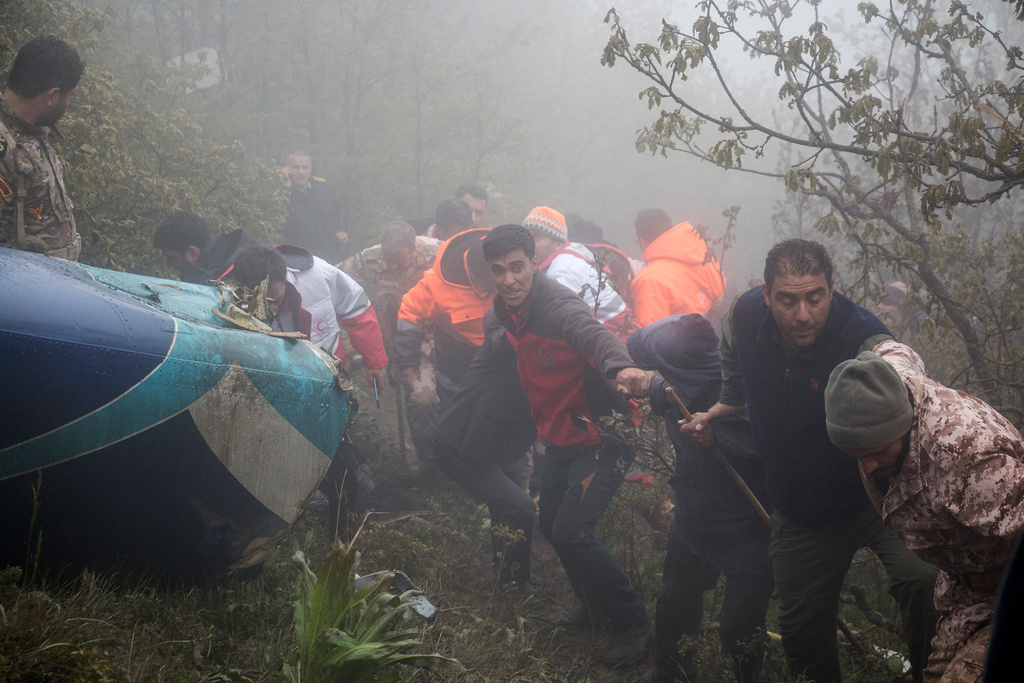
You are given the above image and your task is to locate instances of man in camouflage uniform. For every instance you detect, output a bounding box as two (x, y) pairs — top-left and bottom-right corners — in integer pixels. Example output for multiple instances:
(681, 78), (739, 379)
(825, 340), (1024, 683)
(0, 37), (84, 260)
(341, 220), (441, 467)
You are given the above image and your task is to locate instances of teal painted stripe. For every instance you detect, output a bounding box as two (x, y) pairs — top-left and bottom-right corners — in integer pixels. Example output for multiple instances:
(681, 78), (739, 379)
(84, 265), (351, 454)
(1, 313), (349, 481)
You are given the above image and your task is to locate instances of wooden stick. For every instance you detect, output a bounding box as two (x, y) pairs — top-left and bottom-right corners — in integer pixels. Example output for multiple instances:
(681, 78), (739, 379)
(665, 386), (771, 527)
(836, 614), (872, 656)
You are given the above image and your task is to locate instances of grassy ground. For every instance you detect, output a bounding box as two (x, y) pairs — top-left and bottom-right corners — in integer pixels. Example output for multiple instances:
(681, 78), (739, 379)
(0, 392), (916, 682)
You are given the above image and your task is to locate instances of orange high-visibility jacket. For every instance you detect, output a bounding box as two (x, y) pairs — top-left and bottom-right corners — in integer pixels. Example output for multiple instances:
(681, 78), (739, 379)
(394, 229), (493, 395)
(632, 222), (726, 326)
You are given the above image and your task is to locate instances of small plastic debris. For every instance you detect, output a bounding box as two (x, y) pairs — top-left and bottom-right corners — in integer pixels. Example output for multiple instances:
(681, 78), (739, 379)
(354, 570), (438, 623)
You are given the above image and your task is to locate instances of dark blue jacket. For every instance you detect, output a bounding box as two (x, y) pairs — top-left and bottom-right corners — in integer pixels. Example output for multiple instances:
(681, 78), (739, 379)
(283, 178), (345, 263)
(732, 287), (889, 525)
(628, 314), (770, 575)
(184, 228), (261, 284)
(432, 311), (537, 464)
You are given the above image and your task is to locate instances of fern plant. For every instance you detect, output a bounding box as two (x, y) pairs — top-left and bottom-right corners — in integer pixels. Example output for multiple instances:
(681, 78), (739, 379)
(281, 542), (464, 682)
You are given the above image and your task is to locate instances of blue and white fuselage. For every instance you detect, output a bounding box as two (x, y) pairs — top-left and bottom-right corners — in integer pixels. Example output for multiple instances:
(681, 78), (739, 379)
(0, 248), (352, 574)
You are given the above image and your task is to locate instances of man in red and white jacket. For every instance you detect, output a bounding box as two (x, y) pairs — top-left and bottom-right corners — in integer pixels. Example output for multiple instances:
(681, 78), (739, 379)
(522, 206), (634, 340)
(228, 244), (388, 518)
(229, 244), (388, 392)
(482, 224), (651, 667)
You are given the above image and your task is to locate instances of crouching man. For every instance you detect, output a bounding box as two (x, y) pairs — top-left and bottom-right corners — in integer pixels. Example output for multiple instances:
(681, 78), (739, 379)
(628, 314), (773, 683)
(825, 341), (1024, 683)
(481, 224), (651, 666)
(230, 245), (388, 518)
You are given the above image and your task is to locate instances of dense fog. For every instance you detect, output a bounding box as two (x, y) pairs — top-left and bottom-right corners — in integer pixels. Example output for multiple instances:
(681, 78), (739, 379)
(76, 0), (793, 281)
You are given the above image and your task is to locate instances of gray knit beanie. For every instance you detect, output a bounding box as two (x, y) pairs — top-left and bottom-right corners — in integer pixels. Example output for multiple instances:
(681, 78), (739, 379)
(825, 351), (913, 450)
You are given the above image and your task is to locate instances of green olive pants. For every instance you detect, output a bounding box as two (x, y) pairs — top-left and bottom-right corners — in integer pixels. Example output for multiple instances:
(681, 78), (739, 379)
(770, 503), (940, 682)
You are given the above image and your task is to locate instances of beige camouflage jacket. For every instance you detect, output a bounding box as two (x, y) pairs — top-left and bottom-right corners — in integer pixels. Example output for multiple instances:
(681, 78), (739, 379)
(865, 340), (1024, 642)
(340, 235), (440, 340)
(0, 94), (77, 256)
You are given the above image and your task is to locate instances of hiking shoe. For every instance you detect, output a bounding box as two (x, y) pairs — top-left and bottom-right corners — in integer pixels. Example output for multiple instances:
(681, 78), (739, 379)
(512, 581), (537, 597)
(549, 603), (605, 631)
(602, 618), (650, 667)
(648, 658), (698, 682)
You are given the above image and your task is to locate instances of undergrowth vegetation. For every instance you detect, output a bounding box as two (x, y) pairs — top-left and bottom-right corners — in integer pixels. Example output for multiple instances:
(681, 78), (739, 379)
(1, 405), (919, 682)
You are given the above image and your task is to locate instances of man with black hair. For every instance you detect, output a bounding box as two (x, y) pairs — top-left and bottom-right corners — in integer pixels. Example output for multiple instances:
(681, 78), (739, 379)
(153, 210), (261, 284)
(1, 36), (85, 259)
(631, 207), (725, 325)
(229, 244), (387, 392)
(279, 149), (348, 262)
(683, 239), (939, 682)
(482, 224), (651, 667)
(231, 244), (387, 518)
(455, 182), (487, 228)
(408, 183), (487, 234)
(424, 197), (473, 241)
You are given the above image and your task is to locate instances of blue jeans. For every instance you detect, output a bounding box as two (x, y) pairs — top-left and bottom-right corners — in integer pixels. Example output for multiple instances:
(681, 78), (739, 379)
(538, 439), (648, 629)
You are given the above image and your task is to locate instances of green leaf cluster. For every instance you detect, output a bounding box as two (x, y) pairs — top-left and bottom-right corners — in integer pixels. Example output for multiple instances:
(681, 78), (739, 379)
(604, 0), (1024, 421)
(1, 0), (286, 274)
(282, 543), (464, 683)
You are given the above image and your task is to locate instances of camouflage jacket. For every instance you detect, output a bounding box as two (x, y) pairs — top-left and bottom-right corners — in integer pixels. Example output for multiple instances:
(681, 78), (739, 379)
(865, 340), (1024, 642)
(0, 93), (77, 255)
(340, 236), (440, 339)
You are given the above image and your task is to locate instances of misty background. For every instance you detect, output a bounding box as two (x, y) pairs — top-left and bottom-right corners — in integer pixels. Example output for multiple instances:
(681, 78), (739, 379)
(66, 0), (789, 282)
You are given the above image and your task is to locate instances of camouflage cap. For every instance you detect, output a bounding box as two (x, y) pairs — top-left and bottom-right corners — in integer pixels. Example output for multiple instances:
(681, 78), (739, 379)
(825, 351), (914, 449)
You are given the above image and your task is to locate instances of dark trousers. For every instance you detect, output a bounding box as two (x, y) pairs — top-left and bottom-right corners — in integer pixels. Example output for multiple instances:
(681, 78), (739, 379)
(437, 453), (535, 585)
(655, 530), (774, 679)
(538, 440), (648, 629)
(404, 386), (438, 462)
(770, 504), (939, 682)
(320, 441), (362, 507)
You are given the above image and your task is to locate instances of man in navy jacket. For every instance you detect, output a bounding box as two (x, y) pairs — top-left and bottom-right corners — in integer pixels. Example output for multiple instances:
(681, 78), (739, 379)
(683, 239), (938, 682)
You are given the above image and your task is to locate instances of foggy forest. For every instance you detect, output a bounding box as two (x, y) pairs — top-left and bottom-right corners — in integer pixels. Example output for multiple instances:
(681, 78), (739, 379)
(2, 0), (1024, 680)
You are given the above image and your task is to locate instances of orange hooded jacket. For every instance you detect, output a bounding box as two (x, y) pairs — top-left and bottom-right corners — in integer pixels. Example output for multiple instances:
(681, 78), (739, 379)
(394, 229), (493, 397)
(396, 229), (492, 348)
(632, 222), (726, 326)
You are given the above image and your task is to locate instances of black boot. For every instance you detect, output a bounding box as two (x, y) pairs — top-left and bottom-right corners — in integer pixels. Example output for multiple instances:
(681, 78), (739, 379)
(732, 650), (765, 683)
(648, 655), (697, 682)
(651, 595), (699, 681)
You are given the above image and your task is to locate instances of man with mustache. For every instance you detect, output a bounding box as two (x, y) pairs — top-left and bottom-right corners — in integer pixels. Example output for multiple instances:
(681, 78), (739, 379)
(825, 342), (1024, 683)
(683, 239), (939, 682)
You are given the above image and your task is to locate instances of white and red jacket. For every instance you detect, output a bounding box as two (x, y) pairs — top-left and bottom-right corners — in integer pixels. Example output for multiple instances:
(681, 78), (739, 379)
(540, 242), (635, 340)
(274, 244), (387, 370)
